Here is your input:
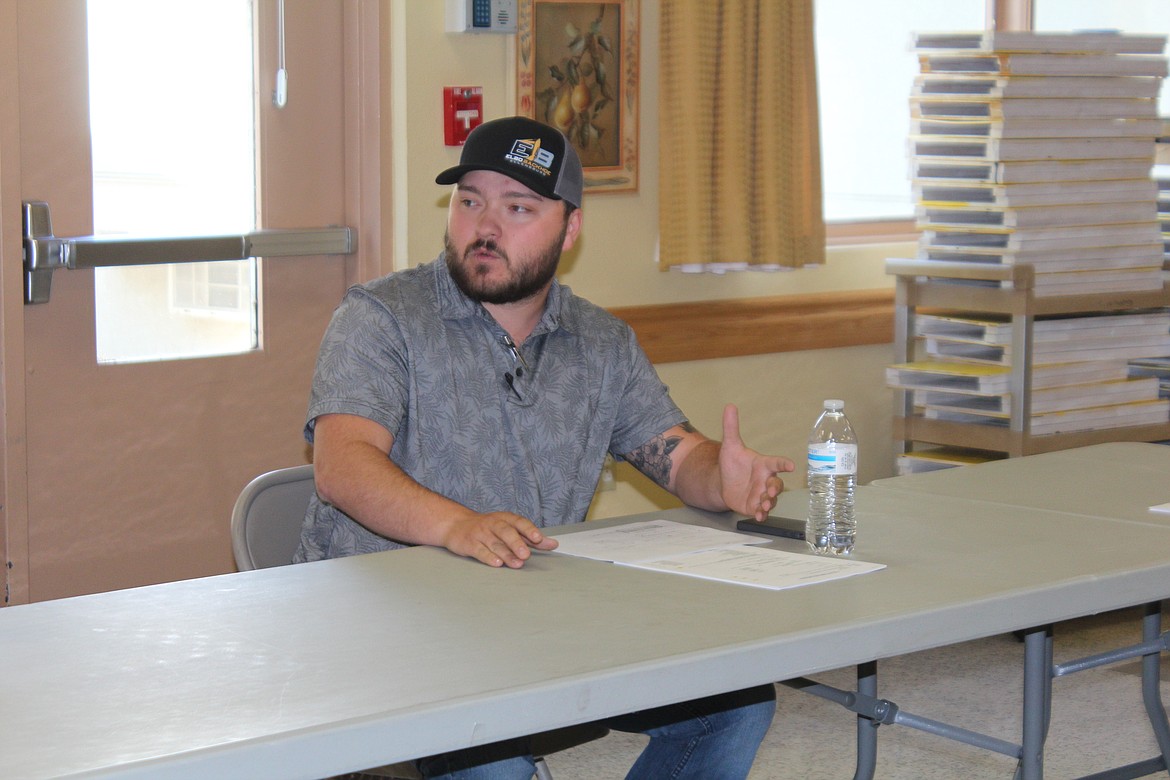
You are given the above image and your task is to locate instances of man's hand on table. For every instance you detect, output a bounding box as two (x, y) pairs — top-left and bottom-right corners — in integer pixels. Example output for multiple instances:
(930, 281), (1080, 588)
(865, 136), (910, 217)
(443, 511), (559, 568)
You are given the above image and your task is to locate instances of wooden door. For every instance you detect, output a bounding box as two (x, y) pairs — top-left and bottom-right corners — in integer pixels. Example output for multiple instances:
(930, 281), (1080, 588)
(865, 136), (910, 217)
(0, 0), (387, 603)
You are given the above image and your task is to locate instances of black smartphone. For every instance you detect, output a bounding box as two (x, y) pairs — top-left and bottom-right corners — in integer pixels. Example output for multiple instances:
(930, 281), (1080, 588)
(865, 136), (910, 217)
(736, 515), (806, 540)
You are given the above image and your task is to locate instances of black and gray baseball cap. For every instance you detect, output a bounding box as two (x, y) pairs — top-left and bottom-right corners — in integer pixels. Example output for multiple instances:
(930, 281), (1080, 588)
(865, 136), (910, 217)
(436, 116), (583, 209)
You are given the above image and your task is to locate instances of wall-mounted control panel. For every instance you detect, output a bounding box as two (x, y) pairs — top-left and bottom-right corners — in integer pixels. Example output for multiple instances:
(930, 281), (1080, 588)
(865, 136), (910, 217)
(446, 0), (517, 34)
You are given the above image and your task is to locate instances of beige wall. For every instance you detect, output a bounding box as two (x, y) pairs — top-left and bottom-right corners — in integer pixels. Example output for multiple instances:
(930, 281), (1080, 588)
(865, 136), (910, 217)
(391, 3), (912, 517)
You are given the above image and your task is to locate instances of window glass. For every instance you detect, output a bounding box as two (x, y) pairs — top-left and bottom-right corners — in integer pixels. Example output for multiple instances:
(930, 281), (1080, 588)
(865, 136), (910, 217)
(88, 0), (257, 364)
(815, 0), (985, 223)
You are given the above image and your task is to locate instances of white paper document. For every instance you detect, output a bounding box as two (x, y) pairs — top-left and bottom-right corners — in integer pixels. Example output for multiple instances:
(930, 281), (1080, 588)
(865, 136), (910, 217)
(626, 546), (886, 591)
(552, 519), (885, 590)
(550, 518), (769, 564)
(1149, 501), (1170, 514)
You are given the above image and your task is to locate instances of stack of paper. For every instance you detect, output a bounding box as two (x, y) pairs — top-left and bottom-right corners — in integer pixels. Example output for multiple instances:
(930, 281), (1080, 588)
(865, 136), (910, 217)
(915, 311), (1170, 365)
(1158, 171), (1170, 268)
(888, 311), (1170, 434)
(886, 358), (1131, 394)
(895, 446), (1005, 475)
(888, 31), (1170, 445)
(922, 397), (1169, 434)
(1129, 357), (1170, 398)
(907, 30), (1168, 296)
(551, 519), (885, 591)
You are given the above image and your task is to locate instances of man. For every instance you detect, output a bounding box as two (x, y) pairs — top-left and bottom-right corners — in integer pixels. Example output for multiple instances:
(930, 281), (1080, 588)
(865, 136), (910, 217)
(296, 116), (795, 779)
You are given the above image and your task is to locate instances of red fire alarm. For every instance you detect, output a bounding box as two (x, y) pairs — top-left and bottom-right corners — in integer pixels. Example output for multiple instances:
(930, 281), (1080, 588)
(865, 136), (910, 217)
(443, 86), (483, 146)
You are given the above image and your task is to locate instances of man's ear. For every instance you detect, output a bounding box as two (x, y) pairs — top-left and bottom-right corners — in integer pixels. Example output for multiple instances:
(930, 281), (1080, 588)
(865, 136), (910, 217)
(562, 207), (583, 252)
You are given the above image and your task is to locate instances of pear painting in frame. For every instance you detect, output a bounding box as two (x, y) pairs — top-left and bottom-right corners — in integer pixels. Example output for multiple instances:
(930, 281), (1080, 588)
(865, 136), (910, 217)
(517, 0), (639, 195)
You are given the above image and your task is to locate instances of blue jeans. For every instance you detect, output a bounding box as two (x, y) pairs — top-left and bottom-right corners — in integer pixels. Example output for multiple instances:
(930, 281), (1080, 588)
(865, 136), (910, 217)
(415, 685), (776, 780)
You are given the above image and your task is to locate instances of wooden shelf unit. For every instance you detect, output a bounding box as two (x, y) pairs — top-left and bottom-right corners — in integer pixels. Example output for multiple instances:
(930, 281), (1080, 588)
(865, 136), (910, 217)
(888, 259), (1170, 457)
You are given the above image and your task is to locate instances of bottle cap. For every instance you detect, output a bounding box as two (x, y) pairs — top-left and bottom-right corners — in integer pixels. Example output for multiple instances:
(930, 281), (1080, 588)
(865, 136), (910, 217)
(823, 399), (844, 411)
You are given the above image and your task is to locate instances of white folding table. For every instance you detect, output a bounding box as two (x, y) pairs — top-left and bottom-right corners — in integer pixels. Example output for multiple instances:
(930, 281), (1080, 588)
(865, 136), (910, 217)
(873, 441), (1170, 525)
(1, 466), (1169, 779)
(863, 441), (1170, 780)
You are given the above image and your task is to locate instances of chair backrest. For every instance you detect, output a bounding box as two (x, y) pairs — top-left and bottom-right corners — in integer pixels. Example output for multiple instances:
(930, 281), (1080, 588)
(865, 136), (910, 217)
(231, 464), (316, 571)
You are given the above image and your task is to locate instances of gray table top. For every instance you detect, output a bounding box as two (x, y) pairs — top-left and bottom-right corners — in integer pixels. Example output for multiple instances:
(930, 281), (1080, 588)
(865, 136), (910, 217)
(873, 441), (1170, 526)
(3, 480), (1170, 779)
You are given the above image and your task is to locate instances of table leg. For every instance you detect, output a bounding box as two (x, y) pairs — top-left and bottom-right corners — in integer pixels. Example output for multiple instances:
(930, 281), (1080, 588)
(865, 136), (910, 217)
(854, 661), (879, 780)
(1140, 603), (1170, 771)
(1020, 625), (1054, 780)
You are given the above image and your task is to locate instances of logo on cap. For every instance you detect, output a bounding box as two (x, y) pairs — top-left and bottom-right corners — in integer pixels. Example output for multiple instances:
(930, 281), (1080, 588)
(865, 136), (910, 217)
(506, 139), (555, 178)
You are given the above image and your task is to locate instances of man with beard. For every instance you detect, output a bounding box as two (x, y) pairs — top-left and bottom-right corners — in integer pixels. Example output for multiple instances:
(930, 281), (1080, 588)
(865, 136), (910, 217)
(295, 117), (794, 780)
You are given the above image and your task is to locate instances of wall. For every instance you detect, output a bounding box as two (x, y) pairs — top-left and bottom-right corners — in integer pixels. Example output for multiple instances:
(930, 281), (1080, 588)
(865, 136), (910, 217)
(392, 3), (913, 517)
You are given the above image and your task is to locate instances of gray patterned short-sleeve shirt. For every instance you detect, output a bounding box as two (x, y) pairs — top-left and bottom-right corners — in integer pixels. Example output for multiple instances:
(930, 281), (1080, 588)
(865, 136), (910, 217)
(294, 255), (686, 561)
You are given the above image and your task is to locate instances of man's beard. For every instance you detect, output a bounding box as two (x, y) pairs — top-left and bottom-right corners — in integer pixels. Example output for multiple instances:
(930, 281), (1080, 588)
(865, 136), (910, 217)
(445, 225), (566, 305)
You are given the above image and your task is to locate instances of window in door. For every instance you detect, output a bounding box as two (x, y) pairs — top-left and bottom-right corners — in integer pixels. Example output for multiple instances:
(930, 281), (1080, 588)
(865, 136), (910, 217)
(88, 0), (257, 364)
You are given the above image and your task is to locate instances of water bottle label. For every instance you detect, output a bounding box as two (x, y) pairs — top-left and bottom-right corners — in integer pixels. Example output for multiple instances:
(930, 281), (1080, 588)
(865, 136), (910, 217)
(808, 443), (858, 476)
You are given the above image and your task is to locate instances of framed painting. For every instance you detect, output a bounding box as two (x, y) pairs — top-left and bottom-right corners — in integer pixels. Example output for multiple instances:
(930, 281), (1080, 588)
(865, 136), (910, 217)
(517, 0), (639, 195)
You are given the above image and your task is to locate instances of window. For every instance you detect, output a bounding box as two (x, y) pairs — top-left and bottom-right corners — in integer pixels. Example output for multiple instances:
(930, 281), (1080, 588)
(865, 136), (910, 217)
(88, 0), (257, 364)
(815, 0), (1170, 239)
(170, 262), (253, 316)
(814, 0), (985, 227)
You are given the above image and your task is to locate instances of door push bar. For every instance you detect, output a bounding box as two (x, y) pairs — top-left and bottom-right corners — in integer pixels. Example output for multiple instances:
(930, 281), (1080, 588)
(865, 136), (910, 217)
(21, 200), (355, 305)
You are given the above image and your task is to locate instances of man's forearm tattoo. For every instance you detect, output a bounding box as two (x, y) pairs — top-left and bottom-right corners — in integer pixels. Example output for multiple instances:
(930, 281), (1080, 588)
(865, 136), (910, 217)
(625, 423), (696, 489)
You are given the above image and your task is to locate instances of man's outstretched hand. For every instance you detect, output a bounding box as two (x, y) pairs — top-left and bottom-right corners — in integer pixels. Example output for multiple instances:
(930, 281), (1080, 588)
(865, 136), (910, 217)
(718, 404), (796, 522)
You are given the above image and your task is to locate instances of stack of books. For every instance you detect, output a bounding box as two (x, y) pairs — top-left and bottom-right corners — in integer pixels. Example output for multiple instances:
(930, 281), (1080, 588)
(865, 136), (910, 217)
(909, 30), (1168, 296)
(894, 446), (1005, 476)
(889, 31), (1170, 458)
(1158, 166), (1170, 270)
(1122, 142), (1170, 404)
(1129, 357), (1170, 399)
(888, 310), (1170, 434)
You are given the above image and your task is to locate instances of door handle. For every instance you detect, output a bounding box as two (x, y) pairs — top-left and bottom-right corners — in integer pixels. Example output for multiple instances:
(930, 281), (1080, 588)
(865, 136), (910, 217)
(22, 200), (355, 304)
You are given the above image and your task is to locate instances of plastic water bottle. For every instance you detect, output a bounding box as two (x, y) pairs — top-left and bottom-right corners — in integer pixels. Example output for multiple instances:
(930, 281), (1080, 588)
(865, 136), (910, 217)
(806, 399), (858, 555)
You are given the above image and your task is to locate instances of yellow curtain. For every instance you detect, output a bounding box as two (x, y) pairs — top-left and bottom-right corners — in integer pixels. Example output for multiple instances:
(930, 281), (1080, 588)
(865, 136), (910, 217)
(659, 1), (825, 271)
